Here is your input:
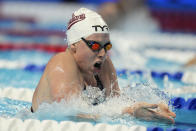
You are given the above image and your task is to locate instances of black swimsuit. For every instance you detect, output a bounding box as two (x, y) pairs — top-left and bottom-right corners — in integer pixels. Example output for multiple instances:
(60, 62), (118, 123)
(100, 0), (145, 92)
(31, 106), (34, 113)
(83, 74), (105, 105)
(94, 74), (104, 91)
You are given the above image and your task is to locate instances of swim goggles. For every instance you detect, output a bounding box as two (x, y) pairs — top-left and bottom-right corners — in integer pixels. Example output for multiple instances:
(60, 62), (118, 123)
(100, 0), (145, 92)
(81, 37), (112, 52)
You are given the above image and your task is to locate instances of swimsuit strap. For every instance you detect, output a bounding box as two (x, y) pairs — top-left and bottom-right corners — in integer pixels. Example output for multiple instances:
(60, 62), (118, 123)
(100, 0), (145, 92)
(31, 106), (34, 113)
(84, 84), (86, 90)
(94, 74), (104, 91)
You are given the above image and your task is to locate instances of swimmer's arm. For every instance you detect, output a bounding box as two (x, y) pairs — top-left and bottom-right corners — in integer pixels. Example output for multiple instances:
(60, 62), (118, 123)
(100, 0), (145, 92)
(47, 62), (101, 120)
(46, 63), (81, 102)
(49, 72), (81, 102)
(49, 70), (100, 120)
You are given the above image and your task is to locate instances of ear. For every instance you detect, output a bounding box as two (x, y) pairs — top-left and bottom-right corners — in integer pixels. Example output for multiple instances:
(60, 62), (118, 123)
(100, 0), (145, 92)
(70, 44), (77, 53)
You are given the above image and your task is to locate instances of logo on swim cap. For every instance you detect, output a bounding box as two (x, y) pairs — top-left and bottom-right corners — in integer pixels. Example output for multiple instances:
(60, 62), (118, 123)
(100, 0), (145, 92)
(66, 8), (109, 45)
(92, 25), (109, 32)
(67, 14), (86, 30)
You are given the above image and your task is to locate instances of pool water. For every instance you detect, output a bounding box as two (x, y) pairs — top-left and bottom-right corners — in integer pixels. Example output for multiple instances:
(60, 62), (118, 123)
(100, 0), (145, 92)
(0, 48), (196, 130)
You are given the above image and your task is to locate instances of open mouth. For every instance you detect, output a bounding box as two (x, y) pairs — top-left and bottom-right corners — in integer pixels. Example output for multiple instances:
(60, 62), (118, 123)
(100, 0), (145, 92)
(94, 62), (102, 70)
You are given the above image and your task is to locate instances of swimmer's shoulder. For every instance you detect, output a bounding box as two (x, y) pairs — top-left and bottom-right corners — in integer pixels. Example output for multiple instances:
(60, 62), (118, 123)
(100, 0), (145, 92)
(45, 50), (78, 73)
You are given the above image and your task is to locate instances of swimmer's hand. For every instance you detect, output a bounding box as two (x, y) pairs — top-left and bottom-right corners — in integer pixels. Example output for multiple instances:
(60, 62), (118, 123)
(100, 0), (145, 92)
(77, 114), (99, 121)
(122, 102), (176, 124)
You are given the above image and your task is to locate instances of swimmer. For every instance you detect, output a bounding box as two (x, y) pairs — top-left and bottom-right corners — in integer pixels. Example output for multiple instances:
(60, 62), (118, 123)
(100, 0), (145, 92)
(31, 8), (176, 124)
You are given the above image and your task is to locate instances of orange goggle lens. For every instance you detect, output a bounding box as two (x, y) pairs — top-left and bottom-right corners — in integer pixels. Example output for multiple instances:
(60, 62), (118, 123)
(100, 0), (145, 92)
(105, 44), (112, 51)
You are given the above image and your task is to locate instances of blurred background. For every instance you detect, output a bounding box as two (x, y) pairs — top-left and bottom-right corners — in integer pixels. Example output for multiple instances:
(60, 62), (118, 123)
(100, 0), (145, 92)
(1, 0), (196, 40)
(0, 0), (196, 48)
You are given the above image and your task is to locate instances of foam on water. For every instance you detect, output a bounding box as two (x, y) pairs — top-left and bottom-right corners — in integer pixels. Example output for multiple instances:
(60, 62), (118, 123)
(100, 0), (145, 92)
(8, 75), (171, 127)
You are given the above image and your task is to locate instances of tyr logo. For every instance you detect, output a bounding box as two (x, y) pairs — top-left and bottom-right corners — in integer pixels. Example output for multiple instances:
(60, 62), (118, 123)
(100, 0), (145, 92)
(92, 25), (109, 32)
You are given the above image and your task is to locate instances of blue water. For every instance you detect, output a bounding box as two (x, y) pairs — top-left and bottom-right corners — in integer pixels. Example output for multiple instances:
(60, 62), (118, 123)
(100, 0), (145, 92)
(0, 50), (196, 130)
(0, 69), (41, 89)
(0, 51), (52, 89)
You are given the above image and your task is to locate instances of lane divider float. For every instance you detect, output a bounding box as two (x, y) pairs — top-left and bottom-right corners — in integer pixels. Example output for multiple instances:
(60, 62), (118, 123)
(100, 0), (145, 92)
(170, 97), (196, 110)
(0, 87), (33, 102)
(0, 14), (36, 23)
(0, 42), (67, 53)
(0, 117), (147, 131)
(0, 28), (65, 37)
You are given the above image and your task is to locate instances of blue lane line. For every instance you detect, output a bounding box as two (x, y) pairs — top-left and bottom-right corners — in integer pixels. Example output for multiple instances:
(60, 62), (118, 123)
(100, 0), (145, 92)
(148, 126), (196, 131)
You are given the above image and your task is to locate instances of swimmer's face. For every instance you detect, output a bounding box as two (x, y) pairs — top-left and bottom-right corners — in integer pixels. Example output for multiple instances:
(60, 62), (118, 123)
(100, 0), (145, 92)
(73, 33), (110, 74)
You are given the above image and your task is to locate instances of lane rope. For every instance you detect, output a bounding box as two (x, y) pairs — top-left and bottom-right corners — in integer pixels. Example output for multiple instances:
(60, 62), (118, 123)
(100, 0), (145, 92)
(0, 28), (65, 37)
(0, 42), (67, 53)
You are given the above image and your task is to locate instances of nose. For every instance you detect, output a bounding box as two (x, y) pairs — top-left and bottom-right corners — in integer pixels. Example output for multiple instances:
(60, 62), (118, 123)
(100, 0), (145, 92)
(97, 48), (106, 60)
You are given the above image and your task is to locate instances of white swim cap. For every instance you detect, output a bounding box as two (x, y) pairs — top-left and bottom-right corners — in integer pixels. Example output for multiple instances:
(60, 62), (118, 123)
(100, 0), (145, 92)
(66, 8), (109, 45)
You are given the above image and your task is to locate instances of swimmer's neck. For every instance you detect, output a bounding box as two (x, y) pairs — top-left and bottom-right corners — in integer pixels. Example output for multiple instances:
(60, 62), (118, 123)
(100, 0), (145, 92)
(83, 72), (101, 87)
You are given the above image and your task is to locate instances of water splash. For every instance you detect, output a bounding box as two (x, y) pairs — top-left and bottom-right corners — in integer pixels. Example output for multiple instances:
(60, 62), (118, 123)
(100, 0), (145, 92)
(0, 72), (173, 127)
